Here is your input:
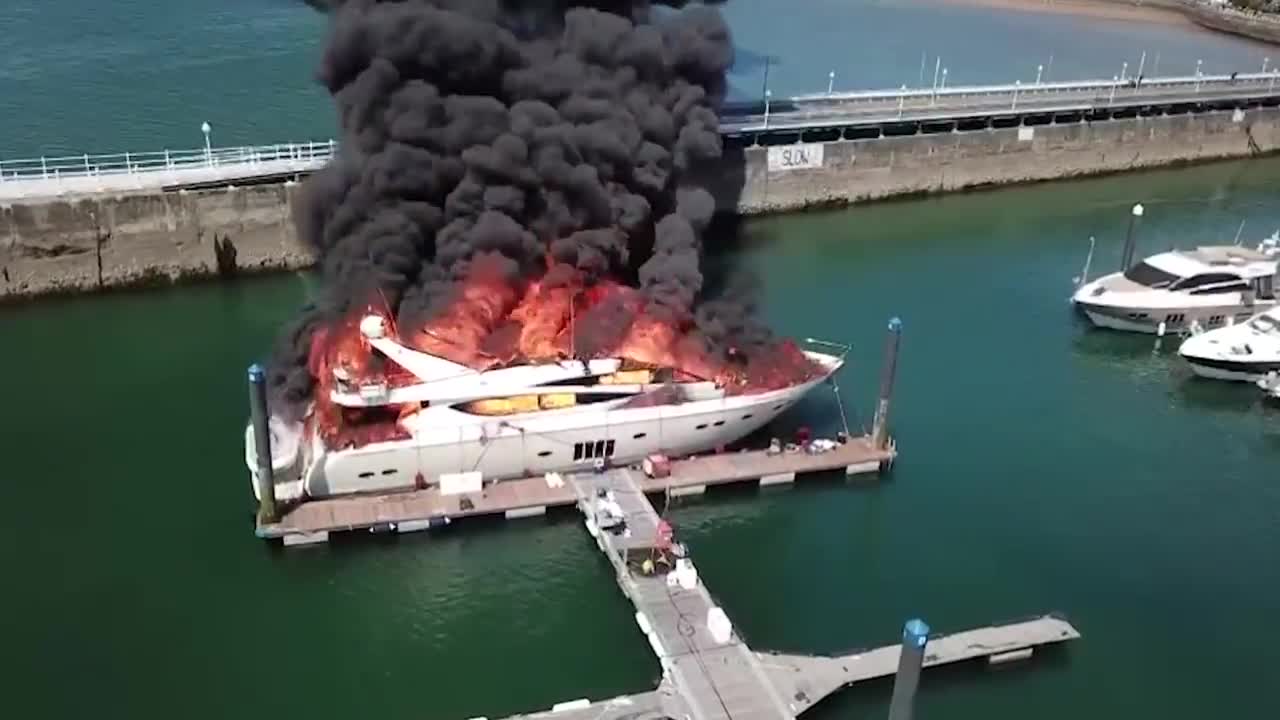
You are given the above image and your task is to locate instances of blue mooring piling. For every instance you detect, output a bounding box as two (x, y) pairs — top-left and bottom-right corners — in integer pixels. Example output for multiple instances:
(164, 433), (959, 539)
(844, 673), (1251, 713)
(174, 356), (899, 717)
(887, 617), (930, 720)
(248, 363), (277, 523)
(871, 317), (902, 451)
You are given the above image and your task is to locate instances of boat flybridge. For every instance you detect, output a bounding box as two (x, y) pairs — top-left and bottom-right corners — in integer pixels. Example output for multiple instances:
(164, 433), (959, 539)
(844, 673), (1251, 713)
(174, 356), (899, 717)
(1070, 205), (1280, 335)
(246, 315), (846, 503)
(1178, 307), (1280, 381)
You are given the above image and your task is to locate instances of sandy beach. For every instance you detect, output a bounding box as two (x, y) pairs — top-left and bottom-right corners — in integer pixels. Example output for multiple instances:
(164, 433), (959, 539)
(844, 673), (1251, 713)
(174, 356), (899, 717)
(937, 0), (1194, 26)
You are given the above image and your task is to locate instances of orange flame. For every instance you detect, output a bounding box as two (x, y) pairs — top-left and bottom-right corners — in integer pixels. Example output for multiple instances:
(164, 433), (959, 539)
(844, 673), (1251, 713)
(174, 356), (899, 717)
(305, 254), (823, 449)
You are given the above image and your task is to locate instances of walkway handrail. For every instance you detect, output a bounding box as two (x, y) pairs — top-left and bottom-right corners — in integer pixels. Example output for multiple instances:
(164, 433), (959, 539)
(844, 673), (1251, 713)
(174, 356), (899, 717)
(2, 70), (1278, 190)
(0, 139), (337, 184)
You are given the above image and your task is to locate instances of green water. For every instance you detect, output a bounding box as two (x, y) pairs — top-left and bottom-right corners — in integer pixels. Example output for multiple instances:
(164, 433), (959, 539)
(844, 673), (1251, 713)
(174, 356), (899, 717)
(1, 0), (1276, 157)
(6, 1), (1280, 718)
(5, 157), (1280, 718)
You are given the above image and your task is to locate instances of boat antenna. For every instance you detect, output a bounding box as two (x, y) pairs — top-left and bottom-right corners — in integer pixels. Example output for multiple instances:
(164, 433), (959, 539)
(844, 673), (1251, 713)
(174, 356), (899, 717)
(570, 291), (576, 361)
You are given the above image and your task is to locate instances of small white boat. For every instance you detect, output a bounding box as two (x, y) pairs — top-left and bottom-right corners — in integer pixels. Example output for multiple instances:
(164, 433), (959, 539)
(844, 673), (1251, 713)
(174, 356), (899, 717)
(1178, 308), (1280, 381)
(1070, 204), (1280, 335)
(1072, 240), (1280, 335)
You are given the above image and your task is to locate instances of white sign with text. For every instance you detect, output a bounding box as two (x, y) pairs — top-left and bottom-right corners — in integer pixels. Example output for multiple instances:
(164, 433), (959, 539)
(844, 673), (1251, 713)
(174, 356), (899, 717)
(767, 143), (824, 172)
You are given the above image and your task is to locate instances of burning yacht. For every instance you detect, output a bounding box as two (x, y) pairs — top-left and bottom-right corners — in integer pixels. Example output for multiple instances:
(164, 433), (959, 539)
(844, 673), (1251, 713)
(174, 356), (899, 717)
(246, 312), (843, 503)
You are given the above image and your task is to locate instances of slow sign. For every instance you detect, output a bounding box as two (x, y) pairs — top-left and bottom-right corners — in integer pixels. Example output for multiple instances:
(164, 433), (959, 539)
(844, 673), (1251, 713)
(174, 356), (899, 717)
(766, 143), (824, 172)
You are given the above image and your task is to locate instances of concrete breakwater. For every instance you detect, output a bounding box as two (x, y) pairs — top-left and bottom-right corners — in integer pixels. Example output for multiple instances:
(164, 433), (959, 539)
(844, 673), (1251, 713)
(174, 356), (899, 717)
(4, 107), (1280, 299)
(1179, 2), (1280, 46)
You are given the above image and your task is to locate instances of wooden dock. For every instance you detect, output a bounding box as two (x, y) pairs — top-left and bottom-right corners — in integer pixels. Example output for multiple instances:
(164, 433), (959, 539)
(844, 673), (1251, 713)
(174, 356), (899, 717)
(256, 435), (896, 546)
(483, 466), (1081, 720)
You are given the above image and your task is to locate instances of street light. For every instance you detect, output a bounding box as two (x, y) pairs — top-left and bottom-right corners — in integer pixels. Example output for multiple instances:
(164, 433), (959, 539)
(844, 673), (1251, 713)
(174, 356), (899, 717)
(1109, 75), (1118, 105)
(1036, 64), (1043, 85)
(1121, 61), (1128, 83)
(201, 121), (212, 167)
(1012, 80), (1020, 111)
(763, 89), (772, 128)
(941, 67), (948, 91)
(1265, 57), (1271, 74)
(827, 70), (835, 95)
(1195, 59), (1203, 92)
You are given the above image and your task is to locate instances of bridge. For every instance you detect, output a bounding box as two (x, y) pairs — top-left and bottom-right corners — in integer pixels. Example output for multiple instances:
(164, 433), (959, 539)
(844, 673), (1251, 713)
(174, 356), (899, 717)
(3, 71), (1278, 202)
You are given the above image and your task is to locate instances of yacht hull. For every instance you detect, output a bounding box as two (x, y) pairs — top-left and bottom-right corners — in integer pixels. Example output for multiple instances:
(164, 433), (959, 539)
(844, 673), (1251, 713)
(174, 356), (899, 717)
(305, 379), (823, 498)
(1182, 357), (1278, 382)
(1076, 302), (1267, 335)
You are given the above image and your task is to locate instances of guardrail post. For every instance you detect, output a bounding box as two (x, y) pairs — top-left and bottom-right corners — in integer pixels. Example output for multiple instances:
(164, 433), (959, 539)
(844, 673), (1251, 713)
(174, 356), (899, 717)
(897, 85), (906, 119)
(41, 156), (47, 180)
(83, 153), (90, 175)
(329, 138), (336, 158)
(124, 151), (132, 174)
(1109, 76), (1118, 106)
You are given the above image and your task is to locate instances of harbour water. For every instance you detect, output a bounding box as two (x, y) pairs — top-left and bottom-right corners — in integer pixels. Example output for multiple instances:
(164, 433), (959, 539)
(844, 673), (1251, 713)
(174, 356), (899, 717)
(6, 157), (1280, 719)
(0, 0), (1275, 157)
(4, 2), (1280, 719)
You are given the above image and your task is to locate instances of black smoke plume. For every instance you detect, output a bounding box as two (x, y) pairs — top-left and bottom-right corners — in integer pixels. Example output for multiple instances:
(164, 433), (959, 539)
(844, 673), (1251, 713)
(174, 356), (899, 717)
(270, 0), (770, 418)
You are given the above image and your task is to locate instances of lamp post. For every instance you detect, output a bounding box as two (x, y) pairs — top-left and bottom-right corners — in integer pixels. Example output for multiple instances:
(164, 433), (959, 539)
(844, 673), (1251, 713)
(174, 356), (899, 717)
(1036, 64), (1043, 85)
(1195, 59), (1203, 92)
(763, 89), (772, 128)
(827, 70), (835, 95)
(1264, 57), (1271, 74)
(1121, 61), (1128, 83)
(1012, 80), (1020, 111)
(940, 67), (948, 91)
(1109, 75), (1118, 105)
(201, 121), (212, 167)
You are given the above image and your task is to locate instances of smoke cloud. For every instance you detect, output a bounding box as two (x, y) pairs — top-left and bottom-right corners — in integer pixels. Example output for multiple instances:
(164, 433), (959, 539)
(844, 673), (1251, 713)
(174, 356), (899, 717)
(270, 0), (776, 416)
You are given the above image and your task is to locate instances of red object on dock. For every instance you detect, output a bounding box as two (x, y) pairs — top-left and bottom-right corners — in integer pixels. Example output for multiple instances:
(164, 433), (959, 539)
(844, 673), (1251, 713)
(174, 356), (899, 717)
(643, 454), (671, 478)
(656, 519), (674, 550)
(796, 426), (811, 445)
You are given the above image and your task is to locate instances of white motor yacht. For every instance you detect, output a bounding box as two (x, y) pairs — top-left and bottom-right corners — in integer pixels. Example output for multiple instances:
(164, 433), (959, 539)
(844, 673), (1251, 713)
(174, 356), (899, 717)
(246, 315), (845, 502)
(1178, 307), (1280, 381)
(1072, 235), (1280, 335)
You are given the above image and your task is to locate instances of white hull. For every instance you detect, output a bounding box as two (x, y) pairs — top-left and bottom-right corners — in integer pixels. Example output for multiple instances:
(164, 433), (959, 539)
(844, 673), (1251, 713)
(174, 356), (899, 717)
(302, 377), (823, 498)
(249, 342), (845, 502)
(1183, 360), (1261, 382)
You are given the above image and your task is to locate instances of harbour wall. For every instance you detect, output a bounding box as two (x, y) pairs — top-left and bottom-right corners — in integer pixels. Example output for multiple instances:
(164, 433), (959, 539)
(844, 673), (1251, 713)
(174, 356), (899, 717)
(4, 107), (1280, 299)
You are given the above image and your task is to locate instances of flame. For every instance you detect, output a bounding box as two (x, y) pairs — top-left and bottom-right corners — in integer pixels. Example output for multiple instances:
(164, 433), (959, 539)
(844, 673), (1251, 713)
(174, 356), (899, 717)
(305, 254), (824, 449)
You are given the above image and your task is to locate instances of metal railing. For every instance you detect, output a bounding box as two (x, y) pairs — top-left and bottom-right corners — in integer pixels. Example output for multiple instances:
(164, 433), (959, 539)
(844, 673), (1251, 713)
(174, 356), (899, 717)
(3, 70), (1279, 193)
(0, 139), (336, 185)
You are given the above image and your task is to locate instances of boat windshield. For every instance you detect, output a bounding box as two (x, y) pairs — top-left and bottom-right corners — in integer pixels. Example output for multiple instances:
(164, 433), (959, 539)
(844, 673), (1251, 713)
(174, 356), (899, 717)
(1248, 314), (1280, 335)
(1123, 262), (1181, 288)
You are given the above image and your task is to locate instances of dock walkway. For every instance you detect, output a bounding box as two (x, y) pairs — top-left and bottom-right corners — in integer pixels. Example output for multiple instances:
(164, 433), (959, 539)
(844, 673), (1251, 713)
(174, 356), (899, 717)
(257, 436), (895, 545)
(569, 467), (792, 720)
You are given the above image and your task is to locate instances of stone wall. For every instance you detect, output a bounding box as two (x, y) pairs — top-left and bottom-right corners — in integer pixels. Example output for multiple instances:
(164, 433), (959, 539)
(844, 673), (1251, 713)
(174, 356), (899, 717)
(695, 107), (1280, 214)
(1179, 1), (1280, 45)
(4, 107), (1280, 300)
(0, 181), (312, 299)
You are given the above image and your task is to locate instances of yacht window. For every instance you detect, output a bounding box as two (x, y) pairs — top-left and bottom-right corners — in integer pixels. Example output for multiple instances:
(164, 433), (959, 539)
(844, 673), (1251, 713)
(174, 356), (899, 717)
(573, 443), (584, 461)
(1189, 280), (1250, 296)
(537, 450), (552, 458)
(605, 440), (616, 457)
(1171, 272), (1243, 291)
(1248, 314), (1280, 335)
(713, 420), (725, 427)
(1123, 262), (1180, 288)
(594, 440), (606, 458)
(1257, 275), (1276, 300)
(583, 441), (595, 460)
(633, 432), (648, 439)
